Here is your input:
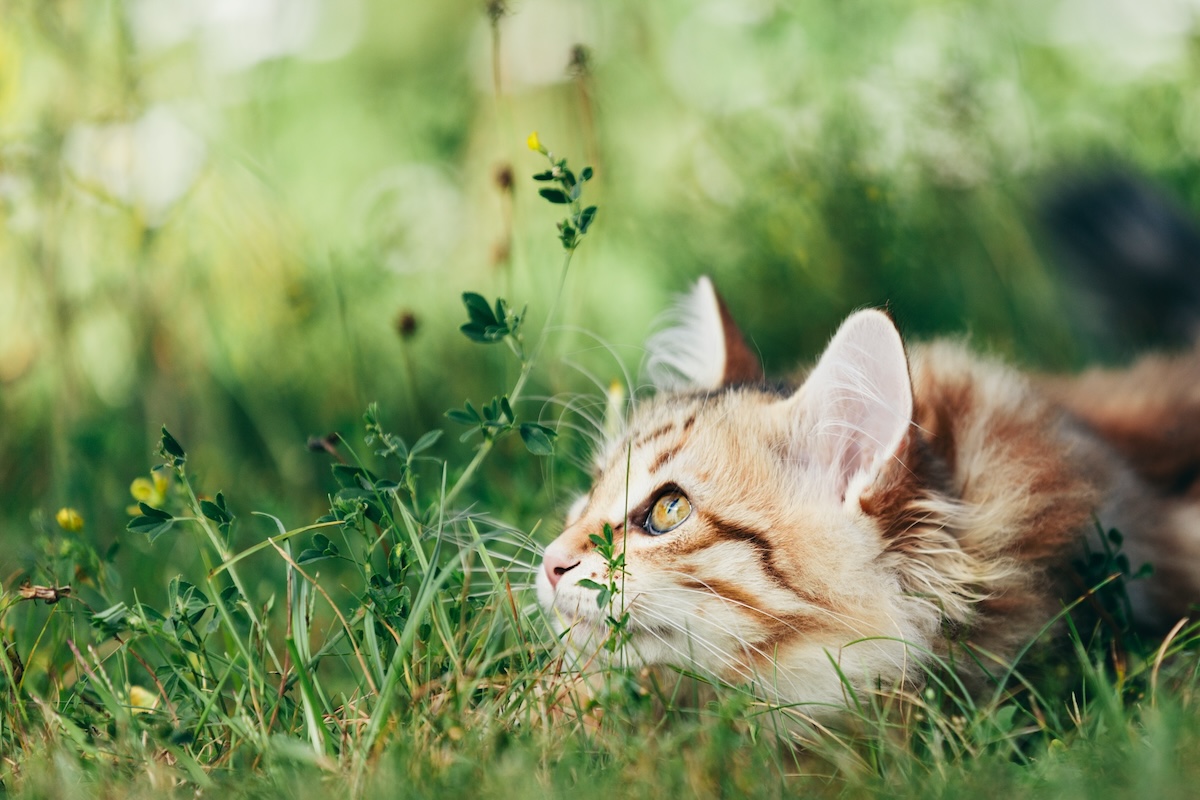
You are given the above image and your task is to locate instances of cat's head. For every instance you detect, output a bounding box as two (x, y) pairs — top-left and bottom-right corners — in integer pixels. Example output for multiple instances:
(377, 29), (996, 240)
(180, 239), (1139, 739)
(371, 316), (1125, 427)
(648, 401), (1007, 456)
(537, 278), (947, 714)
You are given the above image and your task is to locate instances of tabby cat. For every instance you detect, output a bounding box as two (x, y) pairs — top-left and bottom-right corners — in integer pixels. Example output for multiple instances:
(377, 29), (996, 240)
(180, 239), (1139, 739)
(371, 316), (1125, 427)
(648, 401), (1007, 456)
(537, 277), (1200, 718)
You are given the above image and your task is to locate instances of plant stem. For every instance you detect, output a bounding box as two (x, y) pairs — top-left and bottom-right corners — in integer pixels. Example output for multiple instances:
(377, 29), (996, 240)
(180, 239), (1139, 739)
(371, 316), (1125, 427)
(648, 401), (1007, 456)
(443, 246), (576, 507)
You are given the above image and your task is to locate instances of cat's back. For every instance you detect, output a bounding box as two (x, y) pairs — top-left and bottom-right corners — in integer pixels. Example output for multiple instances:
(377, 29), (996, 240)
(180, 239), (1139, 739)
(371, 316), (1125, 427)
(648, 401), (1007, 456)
(905, 338), (1183, 631)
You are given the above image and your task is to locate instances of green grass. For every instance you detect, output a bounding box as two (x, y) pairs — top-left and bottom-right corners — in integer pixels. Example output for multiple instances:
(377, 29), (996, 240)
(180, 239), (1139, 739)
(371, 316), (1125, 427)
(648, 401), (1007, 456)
(7, 0), (1200, 796)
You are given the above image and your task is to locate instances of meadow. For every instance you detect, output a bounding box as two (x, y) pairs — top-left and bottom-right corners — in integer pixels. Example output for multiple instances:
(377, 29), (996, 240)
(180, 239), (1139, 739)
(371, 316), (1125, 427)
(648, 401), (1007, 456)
(6, 0), (1200, 796)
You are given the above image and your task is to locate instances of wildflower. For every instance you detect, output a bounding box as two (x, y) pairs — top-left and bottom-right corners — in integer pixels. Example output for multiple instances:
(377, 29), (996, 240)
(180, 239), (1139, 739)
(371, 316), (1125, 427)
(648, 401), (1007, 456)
(127, 685), (159, 714)
(56, 508), (84, 532)
(128, 469), (169, 515)
(527, 131), (546, 154)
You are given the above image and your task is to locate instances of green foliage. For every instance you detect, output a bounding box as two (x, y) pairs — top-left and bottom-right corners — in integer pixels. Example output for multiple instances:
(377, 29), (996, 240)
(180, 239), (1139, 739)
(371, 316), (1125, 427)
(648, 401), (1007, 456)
(530, 147), (598, 250)
(576, 524), (633, 654)
(459, 293), (525, 345)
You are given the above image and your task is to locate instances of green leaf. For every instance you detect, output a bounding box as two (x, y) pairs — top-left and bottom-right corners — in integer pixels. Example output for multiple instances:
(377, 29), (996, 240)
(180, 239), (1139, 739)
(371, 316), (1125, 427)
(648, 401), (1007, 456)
(460, 321), (509, 343)
(532, 170), (555, 181)
(127, 514), (177, 542)
(137, 502), (172, 519)
(578, 205), (598, 234)
(446, 408), (478, 426)
(581, 166), (594, 181)
(462, 292), (498, 326)
(577, 579), (604, 591)
(538, 188), (570, 204)
(410, 429), (443, 456)
(331, 464), (379, 490)
(560, 168), (576, 187)
(334, 487), (385, 523)
(519, 423), (556, 456)
(169, 577), (211, 624)
(297, 532), (340, 565)
(200, 499), (233, 525)
(992, 704), (1018, 734)
(559, 225), (576, 249)
(160, 426), (186, 466)
(92, 602), (132, 635)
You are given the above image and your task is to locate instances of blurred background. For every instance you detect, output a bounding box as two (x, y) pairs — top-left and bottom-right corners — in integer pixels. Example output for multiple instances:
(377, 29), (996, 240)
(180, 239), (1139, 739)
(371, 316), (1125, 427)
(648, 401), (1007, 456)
(4, 0), (1200, 592)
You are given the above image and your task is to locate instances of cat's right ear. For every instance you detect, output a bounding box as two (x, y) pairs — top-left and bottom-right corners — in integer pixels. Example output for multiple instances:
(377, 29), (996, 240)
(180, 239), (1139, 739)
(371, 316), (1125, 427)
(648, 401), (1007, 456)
(644, 277), (764, 391)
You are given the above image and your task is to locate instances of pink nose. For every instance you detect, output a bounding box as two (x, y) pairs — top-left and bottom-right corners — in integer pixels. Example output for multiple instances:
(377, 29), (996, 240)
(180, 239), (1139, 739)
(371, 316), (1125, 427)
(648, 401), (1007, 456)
(542, 543), (581, 589)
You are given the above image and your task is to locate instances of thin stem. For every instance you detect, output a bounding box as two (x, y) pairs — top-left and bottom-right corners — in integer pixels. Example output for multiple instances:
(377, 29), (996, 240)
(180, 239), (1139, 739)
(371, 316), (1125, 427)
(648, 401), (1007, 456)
(443, 246), (576, 507)
(180, 473), (283, 676)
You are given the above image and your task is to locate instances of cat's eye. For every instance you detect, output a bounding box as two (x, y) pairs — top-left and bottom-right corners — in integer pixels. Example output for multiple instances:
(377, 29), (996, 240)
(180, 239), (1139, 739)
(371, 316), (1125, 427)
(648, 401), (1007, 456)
(646, 491), (692, 535)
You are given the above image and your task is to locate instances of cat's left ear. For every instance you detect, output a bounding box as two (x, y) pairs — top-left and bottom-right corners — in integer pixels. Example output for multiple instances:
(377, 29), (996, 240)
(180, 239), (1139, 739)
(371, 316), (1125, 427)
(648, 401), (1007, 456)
(644, 277), (764, 391)
(782, 309), (913, 506)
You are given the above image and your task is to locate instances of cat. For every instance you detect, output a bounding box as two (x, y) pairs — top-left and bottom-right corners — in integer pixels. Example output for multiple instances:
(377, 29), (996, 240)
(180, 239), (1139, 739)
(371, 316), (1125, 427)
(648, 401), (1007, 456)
(536, 275), (1200, 720)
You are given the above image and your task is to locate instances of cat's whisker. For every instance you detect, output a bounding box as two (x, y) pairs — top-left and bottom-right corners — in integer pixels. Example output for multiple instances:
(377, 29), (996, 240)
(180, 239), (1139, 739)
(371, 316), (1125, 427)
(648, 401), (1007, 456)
(637, 602), (785, 682)
(650, 577), (914, 678)
(632, 606), (751, 680)
(553, 325), (639, 401)
(655, 575), (879, 644)
(527, 394), (607, 446)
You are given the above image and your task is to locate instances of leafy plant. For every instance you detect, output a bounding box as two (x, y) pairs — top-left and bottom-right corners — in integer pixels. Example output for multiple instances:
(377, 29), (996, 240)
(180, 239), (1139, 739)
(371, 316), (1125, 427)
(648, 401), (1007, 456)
(576, 523), (632, 654)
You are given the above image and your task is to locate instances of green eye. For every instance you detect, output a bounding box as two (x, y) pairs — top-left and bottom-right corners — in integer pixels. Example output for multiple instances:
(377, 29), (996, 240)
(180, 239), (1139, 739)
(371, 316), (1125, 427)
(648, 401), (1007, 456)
(646, 491), (692, 535)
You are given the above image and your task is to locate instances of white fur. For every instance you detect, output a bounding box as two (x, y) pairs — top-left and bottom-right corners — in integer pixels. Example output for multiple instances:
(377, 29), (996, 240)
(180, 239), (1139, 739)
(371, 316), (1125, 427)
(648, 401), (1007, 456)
(643, 276), (727, 391)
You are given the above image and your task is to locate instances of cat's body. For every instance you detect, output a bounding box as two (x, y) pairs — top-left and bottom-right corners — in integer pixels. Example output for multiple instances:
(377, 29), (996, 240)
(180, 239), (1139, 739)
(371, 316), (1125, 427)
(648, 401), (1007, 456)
(537, 278), (1200, 718)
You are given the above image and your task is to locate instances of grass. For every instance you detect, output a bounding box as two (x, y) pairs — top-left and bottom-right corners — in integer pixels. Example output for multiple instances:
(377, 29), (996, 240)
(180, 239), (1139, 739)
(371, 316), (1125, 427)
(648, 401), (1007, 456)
(7, 0), (1200, 796)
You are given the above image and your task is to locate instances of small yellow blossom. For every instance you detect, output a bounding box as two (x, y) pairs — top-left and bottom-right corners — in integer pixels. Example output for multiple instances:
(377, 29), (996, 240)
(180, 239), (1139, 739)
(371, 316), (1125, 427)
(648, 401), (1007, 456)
(128, 470), (169, 515)
(526, 130), (545, 153)
(127, 685), (159, 714)
(56, 507), (84, 532)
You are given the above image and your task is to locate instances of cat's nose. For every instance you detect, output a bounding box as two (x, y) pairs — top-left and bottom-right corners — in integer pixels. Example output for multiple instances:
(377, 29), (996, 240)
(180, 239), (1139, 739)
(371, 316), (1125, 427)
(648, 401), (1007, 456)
(543, 544), (581, 589)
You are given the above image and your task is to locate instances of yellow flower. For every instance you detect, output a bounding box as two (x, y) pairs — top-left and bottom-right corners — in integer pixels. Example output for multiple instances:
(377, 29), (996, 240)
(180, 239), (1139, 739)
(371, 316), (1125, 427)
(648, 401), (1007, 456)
(56, 507), (84, 532)
(128, 470), (169, 515)
(526, 130), (545, 153)
(127, 685), (159, 714)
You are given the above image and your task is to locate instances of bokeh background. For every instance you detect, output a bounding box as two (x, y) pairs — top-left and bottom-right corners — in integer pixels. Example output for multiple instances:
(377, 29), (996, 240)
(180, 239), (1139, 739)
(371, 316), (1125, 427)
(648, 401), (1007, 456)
(4, 0), (1200, 592)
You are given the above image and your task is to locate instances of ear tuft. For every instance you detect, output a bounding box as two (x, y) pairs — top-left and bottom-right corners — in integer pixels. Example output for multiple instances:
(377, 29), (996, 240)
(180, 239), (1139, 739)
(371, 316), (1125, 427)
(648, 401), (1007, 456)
(786, 309), (913, 504)
(644, 277), (763, 391)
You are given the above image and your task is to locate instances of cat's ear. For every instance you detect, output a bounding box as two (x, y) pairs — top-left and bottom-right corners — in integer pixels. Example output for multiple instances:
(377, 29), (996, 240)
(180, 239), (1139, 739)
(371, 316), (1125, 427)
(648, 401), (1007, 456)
(783, 309), (913, 505)
(644, 276), (763, 391)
